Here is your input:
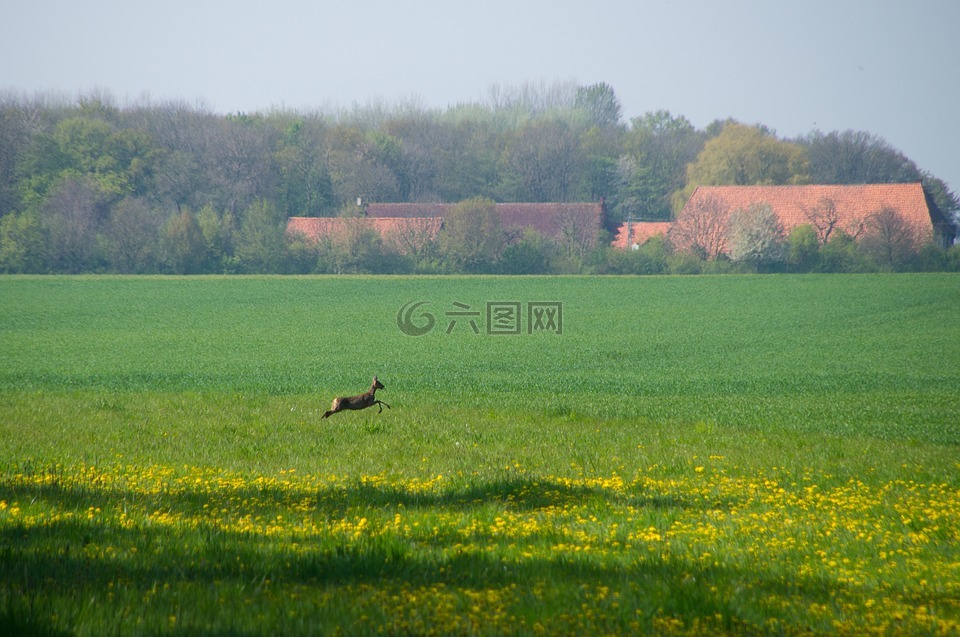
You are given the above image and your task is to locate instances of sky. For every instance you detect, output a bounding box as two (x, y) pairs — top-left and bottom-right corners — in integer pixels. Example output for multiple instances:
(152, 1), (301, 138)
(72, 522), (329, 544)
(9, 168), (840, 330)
(3, 0), (959, 193)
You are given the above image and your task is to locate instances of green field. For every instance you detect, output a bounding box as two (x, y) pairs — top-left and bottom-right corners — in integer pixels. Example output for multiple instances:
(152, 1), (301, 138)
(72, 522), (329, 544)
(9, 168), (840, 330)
(1, 274), (958, 635)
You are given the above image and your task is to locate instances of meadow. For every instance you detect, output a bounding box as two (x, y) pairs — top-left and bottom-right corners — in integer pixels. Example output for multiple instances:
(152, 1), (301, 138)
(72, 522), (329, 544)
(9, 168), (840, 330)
(1, 274), (958, 635)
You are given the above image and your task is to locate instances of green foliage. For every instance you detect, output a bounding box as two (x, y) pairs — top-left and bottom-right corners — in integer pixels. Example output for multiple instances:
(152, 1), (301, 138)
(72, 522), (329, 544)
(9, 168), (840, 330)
(0, 275), (958, 634)
(438, 197), (504, 272)
(620, 111), (703, 220)
(601, 235), (670, 274)
(234, 200), (288, 273)
(162, 208), (206, 274)
(676, 122), (809, 211)
(817, 230), (868, 273)
(0, 90), (956, 275)
(502, 118), (582, 202)
(574, 82), (623, 129)
(498, 228), (556, 274)
(786, 223), (820, 272)
(0, 211), (46, 273)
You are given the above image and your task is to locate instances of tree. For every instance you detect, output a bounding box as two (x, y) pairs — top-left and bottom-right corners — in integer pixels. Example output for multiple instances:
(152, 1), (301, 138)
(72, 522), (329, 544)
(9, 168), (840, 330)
(388, 216), (442, 272)
(676, 122), (808, 211)
(620, 111), (703, 220)
(786, 224), (820, 272)
(803, 130), (920, 184)
(501, 118), (581, 202)
(209, 114), (279, 215)
(920, 171), (960, 229)
(328, 219), (391, 274)
(105, 197), (160, 273)
(42, 176), (105, 273)
(0, 101), (33, 215)
(327, 123), (401, 206)
(859, 207), (917, 270)
(383, 112), (443, 202)
(498, 229), (555, 274)
(274, 117), (335, 216)
(800, 197), (845, 244)
(234, 200), (287, 273)
(52, 117), (154, 199)
(196, 205), (237, 272)
(668, 193), (729, 259)
(426, 115), (494, 202)
(574, 82), (623, 129)
(138, 100), (218, 212)
(162, 208), (206, 274)
(726, 203), (785, 269)
(438, 197), (504, 273)
(556, 204), (601, 268)
(817, 230), (866, 273)
(0, 211), (46, 273)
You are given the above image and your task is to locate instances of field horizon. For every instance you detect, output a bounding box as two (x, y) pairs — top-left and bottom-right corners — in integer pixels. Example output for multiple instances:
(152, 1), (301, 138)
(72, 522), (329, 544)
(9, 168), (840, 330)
(2, 274), (958, 635)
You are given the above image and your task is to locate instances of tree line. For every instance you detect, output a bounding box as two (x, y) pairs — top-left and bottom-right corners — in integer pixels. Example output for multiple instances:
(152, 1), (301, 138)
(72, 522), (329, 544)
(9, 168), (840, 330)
(0, 82), (957, 274)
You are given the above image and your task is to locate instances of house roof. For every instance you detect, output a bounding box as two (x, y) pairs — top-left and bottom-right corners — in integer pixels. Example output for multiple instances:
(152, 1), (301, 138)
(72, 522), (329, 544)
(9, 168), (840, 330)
(365, 203), (449, 219)
(286, 216), (443, 254)
(366, 202), (605, 238)
(611, 221), (673, 249)
(681, 183), (948, 241)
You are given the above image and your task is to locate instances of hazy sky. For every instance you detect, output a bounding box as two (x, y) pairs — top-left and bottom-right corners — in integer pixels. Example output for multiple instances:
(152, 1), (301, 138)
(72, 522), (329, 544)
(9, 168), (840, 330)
(3, 0), (958, 192)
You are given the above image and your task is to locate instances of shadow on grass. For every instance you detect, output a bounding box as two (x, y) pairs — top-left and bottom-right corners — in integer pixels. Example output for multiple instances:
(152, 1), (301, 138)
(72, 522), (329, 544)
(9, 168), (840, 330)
(0, 470), (711, 521)
(310, 476), (701, 515)
(0, 472), (879, 635)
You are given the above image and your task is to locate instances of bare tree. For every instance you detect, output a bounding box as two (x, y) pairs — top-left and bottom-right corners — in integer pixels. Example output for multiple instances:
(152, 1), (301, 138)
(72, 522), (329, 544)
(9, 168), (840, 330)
(387, 216), (442, 262)
(503, 118), (581, 202)
(668, 193), (730, 259)
(556, 204), (599, 265)
(106, 197), (160, 272)
(801, 197), (846, 244)
(42, 176), (103, 272)
(209, 115), (279, 215)
(327, 124), (401, 206)
(859, 207), (917, 269)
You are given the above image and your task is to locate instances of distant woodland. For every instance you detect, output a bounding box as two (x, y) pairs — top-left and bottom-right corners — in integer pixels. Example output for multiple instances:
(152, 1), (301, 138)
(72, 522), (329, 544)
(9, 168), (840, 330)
(1, 82), (957, 274)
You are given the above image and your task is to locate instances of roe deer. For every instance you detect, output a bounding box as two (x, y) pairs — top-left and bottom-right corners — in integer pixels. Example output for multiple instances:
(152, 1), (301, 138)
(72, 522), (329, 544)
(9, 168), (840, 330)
(321, 376), (391, 419)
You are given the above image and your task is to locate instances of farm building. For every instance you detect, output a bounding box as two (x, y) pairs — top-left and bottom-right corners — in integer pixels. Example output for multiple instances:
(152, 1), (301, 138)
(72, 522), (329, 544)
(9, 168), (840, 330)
(287, 201), (608, 251)
(286, 216), (442, 256)
(614, 183), (956, 252)
(288, 185), (955, 257)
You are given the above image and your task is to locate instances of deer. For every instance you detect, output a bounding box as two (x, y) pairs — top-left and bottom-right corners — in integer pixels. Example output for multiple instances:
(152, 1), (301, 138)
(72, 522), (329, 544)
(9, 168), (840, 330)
(321, 376), (391, 419)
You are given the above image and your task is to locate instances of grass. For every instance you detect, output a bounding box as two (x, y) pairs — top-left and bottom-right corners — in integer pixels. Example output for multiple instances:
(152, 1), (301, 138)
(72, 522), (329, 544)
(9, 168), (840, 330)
(1, 274), (958, 635)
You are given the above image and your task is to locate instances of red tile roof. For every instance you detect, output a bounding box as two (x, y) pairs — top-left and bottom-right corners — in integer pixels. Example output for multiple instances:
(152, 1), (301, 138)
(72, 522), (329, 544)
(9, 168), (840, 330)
(365, 203), (449, 219)
(286, 216), (443, 254)
(366, 202), (605, 239)
(611, 222), (672, 249)
(681, 183), (944, 243)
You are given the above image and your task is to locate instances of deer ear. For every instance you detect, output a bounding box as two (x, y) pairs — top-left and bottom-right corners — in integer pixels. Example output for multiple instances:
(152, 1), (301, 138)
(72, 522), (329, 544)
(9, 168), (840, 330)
(373, 375), (378, 382)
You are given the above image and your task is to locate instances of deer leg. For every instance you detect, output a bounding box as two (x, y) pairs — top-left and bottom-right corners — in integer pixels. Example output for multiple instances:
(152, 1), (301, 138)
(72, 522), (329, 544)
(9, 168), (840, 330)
(376, 401), (391, 413)
(322, 398), (343, 419)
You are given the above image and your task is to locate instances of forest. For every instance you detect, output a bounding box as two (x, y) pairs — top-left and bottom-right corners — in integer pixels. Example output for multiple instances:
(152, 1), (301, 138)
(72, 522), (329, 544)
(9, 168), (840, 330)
(1, 82), (958, 274)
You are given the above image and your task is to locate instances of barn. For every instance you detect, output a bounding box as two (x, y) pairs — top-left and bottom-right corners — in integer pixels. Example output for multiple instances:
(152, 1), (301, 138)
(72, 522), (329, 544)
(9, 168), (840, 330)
(615, 183), (956, 252)
(287, 201), (608, 249)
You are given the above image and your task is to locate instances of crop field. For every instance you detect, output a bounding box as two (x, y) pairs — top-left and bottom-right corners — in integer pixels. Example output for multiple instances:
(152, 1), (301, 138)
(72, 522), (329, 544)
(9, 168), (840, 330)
(1, 274), (959, 635)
